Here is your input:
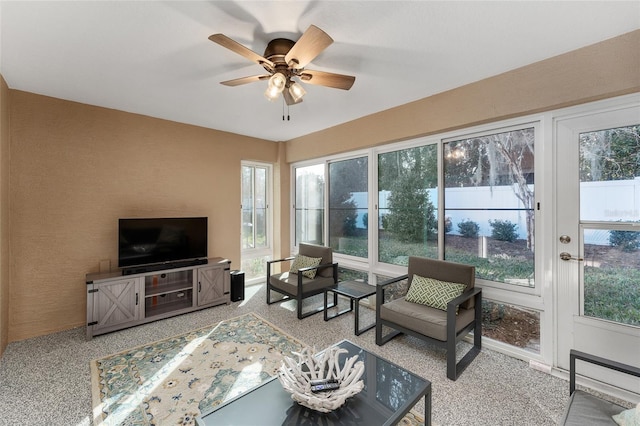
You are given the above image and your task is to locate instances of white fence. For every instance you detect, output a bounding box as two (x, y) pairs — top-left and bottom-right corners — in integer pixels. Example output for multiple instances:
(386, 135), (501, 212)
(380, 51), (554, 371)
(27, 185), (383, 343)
(356, 178), (640, 245)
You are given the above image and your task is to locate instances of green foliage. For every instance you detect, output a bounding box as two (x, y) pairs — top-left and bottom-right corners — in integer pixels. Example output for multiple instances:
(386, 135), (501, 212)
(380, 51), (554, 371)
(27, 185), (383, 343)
(489, 219), (518, 242)
(362, 213), (368, 230)
(329, 158), (366, 238)
(444, 216), (453, 233)
(378, 145), (438, 191)
(579, 125), (640, 181)
(378, 237), (437, 265)
(332, 237), (368, 258)
(584, 266), (640, 326)
(457, 219), (479, 238)
(385, 172), (436, 243)
(609, 229), (640, 252)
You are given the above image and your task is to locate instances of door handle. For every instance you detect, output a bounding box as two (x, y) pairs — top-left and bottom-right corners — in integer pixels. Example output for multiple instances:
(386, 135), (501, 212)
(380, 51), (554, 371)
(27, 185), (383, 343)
(559, 252), (584, 261)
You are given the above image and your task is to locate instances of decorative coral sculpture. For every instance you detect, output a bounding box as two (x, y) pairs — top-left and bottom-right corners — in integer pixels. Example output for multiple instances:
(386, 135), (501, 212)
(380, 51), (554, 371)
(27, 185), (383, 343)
(277, 346), (365, 413)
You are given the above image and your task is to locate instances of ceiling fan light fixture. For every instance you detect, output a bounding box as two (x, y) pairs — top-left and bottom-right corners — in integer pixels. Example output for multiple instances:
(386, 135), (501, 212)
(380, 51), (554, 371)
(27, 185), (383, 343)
(288, 81), (306, 102)
(264, 72), (287, 101)
(269, 72), (287, 91)
(264, 85), (281, 101)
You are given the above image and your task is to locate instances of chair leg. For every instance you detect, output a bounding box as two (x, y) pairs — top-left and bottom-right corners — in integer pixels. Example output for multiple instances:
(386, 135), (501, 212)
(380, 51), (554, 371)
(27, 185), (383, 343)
(376, 320), (402, 346)
(446, 331), (457, 380)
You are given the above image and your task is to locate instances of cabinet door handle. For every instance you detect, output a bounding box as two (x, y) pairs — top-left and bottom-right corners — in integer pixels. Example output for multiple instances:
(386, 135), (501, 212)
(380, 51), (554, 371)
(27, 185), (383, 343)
(198, 282), (201, 292)
(136, 293), (139, 305)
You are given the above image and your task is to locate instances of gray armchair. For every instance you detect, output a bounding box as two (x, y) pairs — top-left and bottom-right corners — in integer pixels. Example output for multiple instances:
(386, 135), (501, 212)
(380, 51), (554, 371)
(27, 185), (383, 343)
(376, 256), (482, 380)
(266, 243), (338, 319)
(560, 350), (640, 425)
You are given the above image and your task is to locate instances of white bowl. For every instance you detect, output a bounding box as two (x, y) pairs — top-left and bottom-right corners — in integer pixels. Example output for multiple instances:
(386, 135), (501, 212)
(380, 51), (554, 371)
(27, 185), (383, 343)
(277, 346), (365, 413)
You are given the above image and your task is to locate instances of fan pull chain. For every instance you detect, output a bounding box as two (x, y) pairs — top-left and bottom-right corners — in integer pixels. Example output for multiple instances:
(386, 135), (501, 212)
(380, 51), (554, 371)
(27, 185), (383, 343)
(281, 98), (290, 121)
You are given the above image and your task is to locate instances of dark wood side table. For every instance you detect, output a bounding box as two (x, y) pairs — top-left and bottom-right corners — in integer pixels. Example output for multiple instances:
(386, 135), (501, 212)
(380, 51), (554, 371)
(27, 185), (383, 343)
(324, 280), (376, 335)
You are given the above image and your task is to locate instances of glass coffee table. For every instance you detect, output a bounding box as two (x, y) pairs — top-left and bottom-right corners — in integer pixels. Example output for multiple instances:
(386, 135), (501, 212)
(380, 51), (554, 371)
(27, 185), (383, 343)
(196, 340), (431, 426)
(324, 280), (376, 335)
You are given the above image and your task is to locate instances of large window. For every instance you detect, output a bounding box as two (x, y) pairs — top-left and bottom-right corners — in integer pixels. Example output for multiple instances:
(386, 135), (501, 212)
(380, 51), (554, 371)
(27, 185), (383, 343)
(378, 144), (438, 266)
(291, 122), (540, 354)
(443, 126), (535, 287)
(241, 162), (271, 283)
(292, 127), (537, 286)
(329, 157), (368, 258)
(295, 164), (325, 245)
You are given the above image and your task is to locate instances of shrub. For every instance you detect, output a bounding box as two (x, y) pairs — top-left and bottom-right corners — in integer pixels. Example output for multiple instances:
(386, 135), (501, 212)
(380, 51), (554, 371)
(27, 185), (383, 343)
(457, 219), (479, 238)
(609, 229), (640, 252)
(489, 219), (518, 242)
(444, 216), (453, 233)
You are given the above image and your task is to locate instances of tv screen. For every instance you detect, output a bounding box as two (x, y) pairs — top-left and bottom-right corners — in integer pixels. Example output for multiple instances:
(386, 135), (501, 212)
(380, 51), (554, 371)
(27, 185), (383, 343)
(118, 217), (208, 268)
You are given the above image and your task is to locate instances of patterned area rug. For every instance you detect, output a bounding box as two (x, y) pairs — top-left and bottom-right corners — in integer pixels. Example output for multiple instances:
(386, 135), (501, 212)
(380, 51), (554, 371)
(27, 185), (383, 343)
(91, 312), (425, 426)
(91, 313), (306, 425)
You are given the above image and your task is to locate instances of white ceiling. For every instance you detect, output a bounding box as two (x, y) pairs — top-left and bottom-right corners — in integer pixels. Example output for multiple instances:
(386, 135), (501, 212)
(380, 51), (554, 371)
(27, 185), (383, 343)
(1, 1), (639, 142)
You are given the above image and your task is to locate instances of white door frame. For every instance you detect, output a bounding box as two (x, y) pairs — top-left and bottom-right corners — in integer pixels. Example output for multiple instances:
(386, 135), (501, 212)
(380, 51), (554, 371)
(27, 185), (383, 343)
(554, 96), (640, 394)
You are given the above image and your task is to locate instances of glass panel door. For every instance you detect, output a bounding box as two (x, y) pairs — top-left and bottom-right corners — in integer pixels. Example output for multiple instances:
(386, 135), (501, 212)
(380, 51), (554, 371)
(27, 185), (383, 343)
(294, 164), (325, 246)
(555, 102), (640, 390)
(241, 163), (272, 283)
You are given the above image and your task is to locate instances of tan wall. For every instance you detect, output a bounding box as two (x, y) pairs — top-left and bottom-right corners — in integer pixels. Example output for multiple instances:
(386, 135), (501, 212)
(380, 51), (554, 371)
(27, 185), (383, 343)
(5, 30), (640, 343)
(285, 30), (640, 162)
(0, 76), (10, 356)
(9, 91), (278, 341)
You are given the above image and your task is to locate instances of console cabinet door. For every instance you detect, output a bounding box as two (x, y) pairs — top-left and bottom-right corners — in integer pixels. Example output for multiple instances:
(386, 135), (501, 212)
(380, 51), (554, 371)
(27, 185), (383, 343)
(197, 265), (228, 306)
(88, 277), (142, 333)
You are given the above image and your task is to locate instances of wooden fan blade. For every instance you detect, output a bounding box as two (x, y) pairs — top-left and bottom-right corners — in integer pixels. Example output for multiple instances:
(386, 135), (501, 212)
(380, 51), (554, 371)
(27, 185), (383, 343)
(299, 70), (355, 90)
(283, 89), (303, 106)
(220, 75), (270, 87)
(209, 34), (274, 71)
(285, 25), (333, 69)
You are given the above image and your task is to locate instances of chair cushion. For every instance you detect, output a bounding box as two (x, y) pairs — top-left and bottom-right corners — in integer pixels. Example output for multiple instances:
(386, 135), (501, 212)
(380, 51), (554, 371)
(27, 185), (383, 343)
(299, 243), (333, 278)
(269, 272), (336, 297)
(289, 254), (322, 279)
(405, 274), (466, 311)
(560, 390), (626, 425)
(379, 297), (475, 341)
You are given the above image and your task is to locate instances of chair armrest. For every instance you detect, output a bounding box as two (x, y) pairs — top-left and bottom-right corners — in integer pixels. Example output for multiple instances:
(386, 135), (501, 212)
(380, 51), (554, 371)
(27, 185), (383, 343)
(376, 274), (409, 309)
(446, 287), (482, 327)
(266, 256), (295, 278)
(267, 256), (295, 266)
(569, 349), (640, 394)
(448, 287), (482, 309)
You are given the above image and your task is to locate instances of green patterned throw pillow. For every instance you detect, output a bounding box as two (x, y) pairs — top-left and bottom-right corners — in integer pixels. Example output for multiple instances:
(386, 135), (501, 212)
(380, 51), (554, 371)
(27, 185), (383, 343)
(289, 254), (322, 279)
(612, 403), (640, 426)
(405, 274), (467, 311)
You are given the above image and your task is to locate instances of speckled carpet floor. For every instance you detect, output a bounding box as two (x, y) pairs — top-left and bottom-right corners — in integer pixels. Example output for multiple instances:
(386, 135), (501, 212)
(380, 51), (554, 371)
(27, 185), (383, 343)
(0, 284), (569, 425)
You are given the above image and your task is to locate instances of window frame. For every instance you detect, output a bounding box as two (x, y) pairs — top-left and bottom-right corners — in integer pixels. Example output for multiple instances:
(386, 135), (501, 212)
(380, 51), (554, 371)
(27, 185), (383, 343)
(289, 117), (545, 300)
(240, 161), (273, 284)
(440, 121), (542, 297)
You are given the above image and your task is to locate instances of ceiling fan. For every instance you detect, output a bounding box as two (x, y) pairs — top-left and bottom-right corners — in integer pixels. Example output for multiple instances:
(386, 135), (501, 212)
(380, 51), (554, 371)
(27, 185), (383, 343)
(208, 25), (355, 105)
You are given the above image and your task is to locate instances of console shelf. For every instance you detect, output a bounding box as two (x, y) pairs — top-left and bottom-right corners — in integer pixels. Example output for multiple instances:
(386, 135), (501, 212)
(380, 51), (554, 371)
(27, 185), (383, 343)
(86, 257), (231, 339)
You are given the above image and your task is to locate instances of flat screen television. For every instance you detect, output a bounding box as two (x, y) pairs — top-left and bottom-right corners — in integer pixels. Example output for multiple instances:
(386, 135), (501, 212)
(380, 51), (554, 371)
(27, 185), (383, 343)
(118, 217), (208, 269)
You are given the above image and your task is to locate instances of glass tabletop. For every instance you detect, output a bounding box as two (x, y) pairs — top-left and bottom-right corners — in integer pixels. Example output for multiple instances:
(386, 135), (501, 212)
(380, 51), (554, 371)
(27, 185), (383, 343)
(196, 340), (431, 426)
(330, 280), (376, 299)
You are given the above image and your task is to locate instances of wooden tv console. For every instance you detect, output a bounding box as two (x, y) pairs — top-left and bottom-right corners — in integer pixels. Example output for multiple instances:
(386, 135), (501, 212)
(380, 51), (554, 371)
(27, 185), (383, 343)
(85, 257), (231, 339)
